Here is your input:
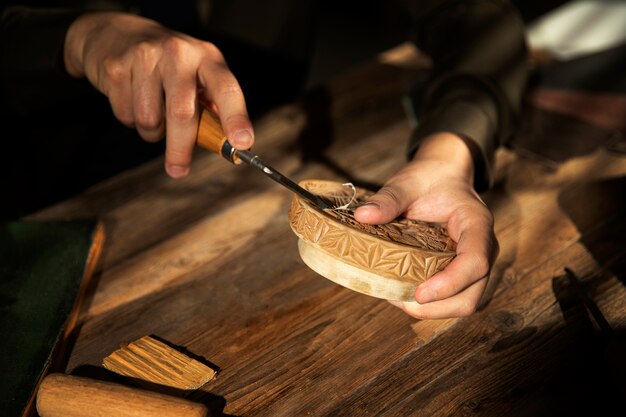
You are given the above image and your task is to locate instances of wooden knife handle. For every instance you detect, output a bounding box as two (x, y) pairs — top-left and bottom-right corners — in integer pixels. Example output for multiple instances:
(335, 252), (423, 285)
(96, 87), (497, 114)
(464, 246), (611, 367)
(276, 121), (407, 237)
(196, 108), (242, 164)
(36, 373), (209, 417)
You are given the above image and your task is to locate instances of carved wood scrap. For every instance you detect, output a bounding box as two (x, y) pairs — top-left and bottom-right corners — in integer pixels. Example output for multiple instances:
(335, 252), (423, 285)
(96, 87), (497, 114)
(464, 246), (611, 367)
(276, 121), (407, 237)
(102, 336), (216, 395)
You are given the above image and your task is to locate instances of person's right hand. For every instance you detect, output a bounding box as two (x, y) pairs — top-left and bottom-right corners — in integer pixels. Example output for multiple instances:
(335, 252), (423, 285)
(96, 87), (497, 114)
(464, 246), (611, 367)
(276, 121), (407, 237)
(64, 12), (253, 178)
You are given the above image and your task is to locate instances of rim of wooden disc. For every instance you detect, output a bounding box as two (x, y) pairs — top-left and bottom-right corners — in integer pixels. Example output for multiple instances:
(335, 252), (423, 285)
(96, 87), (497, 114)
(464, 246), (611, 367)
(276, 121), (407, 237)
(297, 239), (417, 301)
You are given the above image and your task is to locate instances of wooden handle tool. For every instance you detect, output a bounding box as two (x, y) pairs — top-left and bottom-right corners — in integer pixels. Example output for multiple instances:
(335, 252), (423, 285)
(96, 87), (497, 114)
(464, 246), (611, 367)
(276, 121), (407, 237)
(196, 108), (331, 210)
(36, 373), (209, 417)
(197, 108), (242, 164)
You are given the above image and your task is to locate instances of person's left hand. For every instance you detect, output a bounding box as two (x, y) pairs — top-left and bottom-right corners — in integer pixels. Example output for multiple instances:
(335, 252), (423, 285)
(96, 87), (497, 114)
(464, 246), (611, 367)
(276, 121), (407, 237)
(354, 132), (498, 319)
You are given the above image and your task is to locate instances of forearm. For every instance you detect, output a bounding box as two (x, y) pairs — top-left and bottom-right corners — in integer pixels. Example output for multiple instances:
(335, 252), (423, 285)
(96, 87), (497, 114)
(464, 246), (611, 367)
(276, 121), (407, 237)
(63, 12), (100, 78)
(407, 0), (529, 191)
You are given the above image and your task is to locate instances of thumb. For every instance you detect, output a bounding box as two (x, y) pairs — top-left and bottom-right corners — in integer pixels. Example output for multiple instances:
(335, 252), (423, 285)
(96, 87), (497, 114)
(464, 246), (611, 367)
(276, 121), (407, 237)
(354, 184), (411, 225)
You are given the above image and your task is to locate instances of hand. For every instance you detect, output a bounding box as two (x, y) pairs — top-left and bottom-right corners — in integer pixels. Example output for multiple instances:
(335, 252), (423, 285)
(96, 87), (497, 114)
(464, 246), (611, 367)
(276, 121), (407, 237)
(354, 132), (498, 319)
(64, 12), (253, 178)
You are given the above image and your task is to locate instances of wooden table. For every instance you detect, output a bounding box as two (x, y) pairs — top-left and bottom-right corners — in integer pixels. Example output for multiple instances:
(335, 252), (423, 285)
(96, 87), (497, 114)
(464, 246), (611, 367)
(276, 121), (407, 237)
(31, 44), (626, 416)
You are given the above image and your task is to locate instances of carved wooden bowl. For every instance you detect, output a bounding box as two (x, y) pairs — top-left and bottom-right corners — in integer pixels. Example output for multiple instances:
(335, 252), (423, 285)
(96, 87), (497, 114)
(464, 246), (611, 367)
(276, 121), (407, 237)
(288, 180), (457, 301)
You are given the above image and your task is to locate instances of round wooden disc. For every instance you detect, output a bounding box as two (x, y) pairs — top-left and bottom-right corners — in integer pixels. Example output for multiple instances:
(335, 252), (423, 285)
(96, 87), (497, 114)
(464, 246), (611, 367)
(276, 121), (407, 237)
(288, 180), (457, 301)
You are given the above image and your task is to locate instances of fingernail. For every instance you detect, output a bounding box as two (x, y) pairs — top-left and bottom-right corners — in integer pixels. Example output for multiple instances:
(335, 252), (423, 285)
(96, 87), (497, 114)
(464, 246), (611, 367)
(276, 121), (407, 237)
(416, 288), (437, 304)
(231, 129), (253, 148)
(359, 201), (380, 209)
(167, 164), (189, 178)
(388, 300), (403, 308)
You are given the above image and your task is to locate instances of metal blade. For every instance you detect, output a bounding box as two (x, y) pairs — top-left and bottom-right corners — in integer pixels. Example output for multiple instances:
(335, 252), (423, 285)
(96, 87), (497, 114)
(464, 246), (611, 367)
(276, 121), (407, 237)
(236, 150), (330, 210)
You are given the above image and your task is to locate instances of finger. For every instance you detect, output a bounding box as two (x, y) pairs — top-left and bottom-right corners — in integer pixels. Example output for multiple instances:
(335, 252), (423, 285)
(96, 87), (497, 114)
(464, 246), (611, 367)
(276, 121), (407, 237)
(414, 206), (496, 304)
(354, 183), (412, 225)
(390, 277), (488, 319)
(199, 58), (253, 150)
(104, 59), (134, 128)
(132, 45), (164, 142)
(162, 55), (199, 178)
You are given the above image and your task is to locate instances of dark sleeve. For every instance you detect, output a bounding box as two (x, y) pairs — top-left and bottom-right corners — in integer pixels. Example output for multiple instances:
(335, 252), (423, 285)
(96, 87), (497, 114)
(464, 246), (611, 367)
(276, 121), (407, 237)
(404, 0), (529, 191)
(0, 6), (89, 116)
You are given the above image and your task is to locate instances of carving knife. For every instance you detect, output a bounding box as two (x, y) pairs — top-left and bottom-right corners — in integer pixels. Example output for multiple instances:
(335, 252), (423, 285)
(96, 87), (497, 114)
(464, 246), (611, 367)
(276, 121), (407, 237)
(196, 108), (330, 210)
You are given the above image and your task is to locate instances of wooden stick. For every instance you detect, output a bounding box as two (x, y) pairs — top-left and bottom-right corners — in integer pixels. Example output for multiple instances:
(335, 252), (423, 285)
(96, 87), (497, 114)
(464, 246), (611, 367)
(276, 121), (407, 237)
(36, 373), (208, 417)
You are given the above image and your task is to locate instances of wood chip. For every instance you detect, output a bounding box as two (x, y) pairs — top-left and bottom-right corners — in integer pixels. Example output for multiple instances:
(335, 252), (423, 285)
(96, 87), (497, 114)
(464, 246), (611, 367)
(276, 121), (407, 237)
(102, 336), (216, 395)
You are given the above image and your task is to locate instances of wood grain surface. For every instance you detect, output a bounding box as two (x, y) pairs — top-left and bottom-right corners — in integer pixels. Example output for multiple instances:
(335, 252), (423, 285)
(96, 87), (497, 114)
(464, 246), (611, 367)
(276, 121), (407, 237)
(30, 43), (626, 416)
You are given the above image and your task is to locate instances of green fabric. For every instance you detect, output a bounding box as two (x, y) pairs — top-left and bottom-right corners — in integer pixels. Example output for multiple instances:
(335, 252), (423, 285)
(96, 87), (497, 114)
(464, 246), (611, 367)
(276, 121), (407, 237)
(0, 220), (99, 417)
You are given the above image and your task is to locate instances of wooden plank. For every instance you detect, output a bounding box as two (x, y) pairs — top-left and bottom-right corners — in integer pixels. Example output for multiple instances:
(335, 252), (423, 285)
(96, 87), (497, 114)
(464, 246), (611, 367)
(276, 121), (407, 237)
(316, 243), (626, 416)
(63, 196), (626, 416)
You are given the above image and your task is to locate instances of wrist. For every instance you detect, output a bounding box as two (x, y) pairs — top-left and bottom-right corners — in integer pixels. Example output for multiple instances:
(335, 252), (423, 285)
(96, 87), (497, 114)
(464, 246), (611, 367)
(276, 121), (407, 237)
(63, 12), (101, 78)
(412, 132), (475, 183)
